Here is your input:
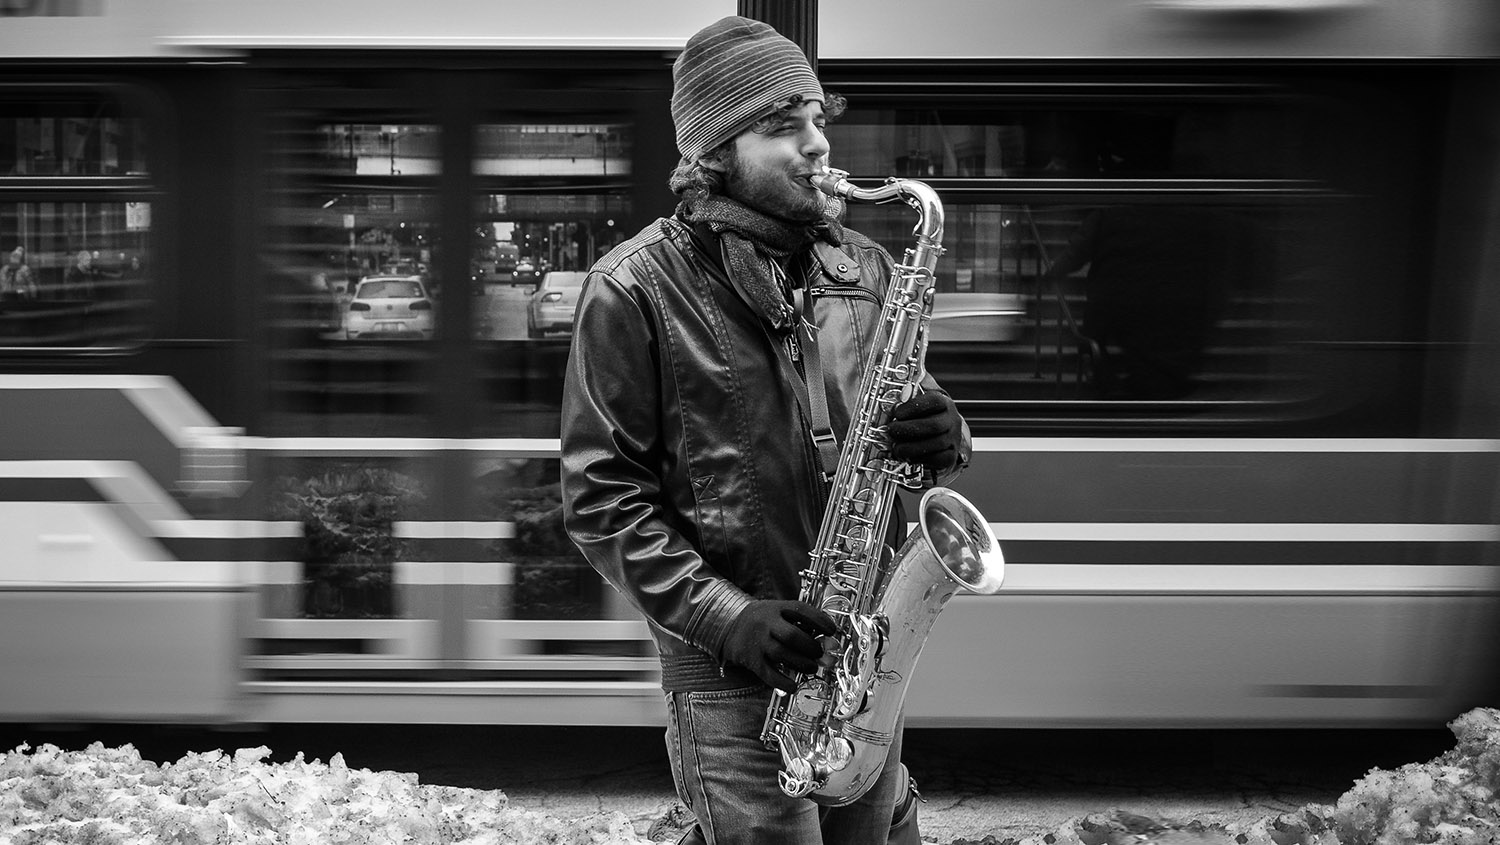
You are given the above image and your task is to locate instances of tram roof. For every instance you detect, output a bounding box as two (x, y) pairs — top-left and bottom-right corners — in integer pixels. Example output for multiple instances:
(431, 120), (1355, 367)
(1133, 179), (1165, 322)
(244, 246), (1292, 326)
(0, 0), (1495, 61)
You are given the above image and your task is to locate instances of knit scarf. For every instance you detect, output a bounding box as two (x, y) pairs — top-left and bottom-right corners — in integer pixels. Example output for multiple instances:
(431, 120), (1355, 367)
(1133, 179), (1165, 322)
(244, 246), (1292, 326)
(678, 195), (844, 332)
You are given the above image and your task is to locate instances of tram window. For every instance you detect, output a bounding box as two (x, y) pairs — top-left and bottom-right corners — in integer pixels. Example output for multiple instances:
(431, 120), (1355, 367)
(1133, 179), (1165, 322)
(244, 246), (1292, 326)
(266, 456), (434, 620)
(477, 456), (605, 621)
(841, 199), (1342, 405)
(470, 191), (632, 438)
(469, 121), (634, 438)
(827, 100), (1324, 180)
(0, 91), (150, 177)
(0, 201), (151, 347)
(0, 89), (153, 348)
(265, 120), (441, 437)
(470, 193), (631, 336)
(266, 122), (440, 298)
(264, 190), (441, 436)
(285, 123), (442, 178)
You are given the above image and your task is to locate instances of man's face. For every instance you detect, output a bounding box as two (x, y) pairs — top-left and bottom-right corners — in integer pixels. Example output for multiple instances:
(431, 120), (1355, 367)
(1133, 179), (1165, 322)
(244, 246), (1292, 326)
(717, 99), (831, 223)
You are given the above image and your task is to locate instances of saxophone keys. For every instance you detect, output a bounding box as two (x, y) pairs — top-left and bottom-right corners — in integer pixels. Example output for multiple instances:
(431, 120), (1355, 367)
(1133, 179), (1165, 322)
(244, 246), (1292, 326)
(792, 682), (827, 717)
(834, 531), (868, 557)
(824, 736), (854, 773)
(778, 761), (816, 799)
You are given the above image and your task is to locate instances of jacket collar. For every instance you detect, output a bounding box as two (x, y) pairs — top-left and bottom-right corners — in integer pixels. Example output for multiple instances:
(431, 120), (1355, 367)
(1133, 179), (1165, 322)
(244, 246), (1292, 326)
(680, 212), (854, 292)
(683, 215), (729, 278)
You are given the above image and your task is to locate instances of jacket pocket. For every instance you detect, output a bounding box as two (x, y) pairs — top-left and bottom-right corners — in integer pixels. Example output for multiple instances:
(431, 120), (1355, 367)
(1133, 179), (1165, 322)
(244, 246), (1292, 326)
(809, 283), (883, 365)
(690, 474), (729, 569)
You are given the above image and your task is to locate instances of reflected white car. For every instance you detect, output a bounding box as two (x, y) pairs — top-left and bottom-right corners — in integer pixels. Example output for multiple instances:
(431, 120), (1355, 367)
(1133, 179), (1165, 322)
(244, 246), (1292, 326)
(526, 271), (585, 338)
(344, 275), (436, 340)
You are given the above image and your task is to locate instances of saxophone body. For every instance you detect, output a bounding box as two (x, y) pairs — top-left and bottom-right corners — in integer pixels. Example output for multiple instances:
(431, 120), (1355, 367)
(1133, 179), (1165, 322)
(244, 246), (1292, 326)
(760, 169), (1005, 807)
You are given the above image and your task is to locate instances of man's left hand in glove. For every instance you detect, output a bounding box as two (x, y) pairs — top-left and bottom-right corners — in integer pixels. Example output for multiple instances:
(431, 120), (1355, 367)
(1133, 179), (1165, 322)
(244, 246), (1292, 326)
(886, 391), (964, 475)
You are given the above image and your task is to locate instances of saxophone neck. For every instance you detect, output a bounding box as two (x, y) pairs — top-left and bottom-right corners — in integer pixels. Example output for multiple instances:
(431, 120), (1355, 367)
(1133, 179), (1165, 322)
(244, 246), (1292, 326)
(809, 168), (944, 248)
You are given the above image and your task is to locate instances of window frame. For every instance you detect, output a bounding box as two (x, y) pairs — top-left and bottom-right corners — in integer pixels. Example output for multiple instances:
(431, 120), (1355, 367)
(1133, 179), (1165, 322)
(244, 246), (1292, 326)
(0, 81), (166, 356)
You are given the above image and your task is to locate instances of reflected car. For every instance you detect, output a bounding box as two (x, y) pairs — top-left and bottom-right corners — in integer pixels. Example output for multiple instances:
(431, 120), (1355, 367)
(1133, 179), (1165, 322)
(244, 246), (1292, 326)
(513, 260), (538, 287)
(526, 271), (586, 338)
(344, 275), (436, 340)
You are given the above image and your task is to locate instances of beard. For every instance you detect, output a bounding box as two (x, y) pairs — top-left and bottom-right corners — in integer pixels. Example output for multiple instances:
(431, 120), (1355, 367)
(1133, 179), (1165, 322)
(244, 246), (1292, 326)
(720, 147), (828, 223)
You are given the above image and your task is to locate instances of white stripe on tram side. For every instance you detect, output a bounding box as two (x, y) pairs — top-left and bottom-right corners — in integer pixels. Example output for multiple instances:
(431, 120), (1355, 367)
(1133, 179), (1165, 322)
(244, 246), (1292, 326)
(975, 563), (1500, 596)
(970, 437), (1500, 453)
(243, 437), (562, 457)
(245, 434), (1500, 456)
(987, 522), (1500, 543)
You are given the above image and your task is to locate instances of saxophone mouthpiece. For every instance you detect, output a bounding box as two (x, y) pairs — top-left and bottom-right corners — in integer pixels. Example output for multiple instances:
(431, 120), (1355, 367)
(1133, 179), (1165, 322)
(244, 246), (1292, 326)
(809, 168), (852, 199)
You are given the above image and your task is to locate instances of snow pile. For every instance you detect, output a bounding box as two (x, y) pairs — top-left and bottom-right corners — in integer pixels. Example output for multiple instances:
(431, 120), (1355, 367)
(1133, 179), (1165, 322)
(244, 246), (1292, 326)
(0, 742), (644, 845)
(1311, 706), (1500, 845)
(952, 707), (1499, 845)
(1, 706), (1495, 845)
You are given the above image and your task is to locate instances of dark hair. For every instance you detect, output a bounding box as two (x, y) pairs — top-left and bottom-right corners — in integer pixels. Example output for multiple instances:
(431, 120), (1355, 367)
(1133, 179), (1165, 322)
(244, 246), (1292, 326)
(669, 91), (847, 200)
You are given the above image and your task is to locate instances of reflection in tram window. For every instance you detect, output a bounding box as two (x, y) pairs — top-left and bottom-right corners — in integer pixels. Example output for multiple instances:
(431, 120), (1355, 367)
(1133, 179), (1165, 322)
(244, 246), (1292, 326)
(1042, 205), (1266, 400)
(469, 200), (631, 438)
(462, 122), (637, 436)
(265, 190), (441, 436)
(0, 90), (150, 177)
(0, 201), (151, 347)
(268, 122), (441, 301)
(845, 199), (1327, 405)
(0, 88), (152, 347)
(477, 457), (606, 622)
(302, 123), (441, 178)
(264, 119), (442, 437)
(266, 460), (428, 620)
(473, 123), (631, 177)
(829, 91), (1352, 410)
(827, 101), (1323, 180)
(468, 185), (632, 437)
(470, 193), (630, 341)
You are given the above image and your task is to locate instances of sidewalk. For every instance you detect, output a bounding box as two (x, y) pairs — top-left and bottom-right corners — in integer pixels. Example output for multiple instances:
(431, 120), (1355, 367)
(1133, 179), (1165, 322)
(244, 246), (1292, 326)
(428, 726), (1381, 843)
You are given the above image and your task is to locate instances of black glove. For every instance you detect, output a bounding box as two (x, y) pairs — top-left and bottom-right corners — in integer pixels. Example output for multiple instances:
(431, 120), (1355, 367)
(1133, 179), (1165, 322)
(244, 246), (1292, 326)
(720, 599), (837, 692)
(887, 391), (963, 473)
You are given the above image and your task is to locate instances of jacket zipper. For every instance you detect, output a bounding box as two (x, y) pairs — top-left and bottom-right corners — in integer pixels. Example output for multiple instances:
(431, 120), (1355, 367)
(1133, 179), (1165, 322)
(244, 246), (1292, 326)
(795, 283), (830, 513)
(807, 283), (880, 307)
(777, 263), (806, 377)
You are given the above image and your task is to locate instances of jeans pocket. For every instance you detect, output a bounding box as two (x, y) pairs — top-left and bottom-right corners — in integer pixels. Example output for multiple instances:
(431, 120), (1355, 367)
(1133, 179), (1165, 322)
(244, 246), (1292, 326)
(672, 685), (822, 843)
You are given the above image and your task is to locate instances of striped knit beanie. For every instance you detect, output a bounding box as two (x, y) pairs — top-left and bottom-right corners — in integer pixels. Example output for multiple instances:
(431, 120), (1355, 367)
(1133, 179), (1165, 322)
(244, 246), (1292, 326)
(671, 16), (824, 163)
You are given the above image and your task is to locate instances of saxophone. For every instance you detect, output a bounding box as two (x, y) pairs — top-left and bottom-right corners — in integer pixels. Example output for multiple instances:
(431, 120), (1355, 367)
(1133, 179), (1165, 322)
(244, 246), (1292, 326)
(760, 168), (1005, 807)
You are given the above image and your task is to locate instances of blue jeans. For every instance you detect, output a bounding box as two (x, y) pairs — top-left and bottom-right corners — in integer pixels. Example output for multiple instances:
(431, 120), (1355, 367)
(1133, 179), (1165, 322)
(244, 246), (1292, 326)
(664, 684), (906, 845)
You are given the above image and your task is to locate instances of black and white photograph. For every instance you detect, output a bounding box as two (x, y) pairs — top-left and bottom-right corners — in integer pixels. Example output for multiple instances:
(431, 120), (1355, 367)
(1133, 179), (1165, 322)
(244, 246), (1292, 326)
(1, 1), (1498, 843)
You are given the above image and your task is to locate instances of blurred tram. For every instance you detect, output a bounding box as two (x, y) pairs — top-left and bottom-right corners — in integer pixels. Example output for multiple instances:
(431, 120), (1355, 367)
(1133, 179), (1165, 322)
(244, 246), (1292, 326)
(0, 0), (1498, 728)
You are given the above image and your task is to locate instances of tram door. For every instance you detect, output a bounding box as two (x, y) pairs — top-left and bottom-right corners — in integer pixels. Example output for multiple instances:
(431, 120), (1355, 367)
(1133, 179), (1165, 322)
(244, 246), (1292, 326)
(249, 60), (674, 723)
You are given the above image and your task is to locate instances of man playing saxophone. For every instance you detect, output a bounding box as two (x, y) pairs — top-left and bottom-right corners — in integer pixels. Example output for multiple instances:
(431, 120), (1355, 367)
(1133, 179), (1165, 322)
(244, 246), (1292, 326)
(560, 16), (971, 845)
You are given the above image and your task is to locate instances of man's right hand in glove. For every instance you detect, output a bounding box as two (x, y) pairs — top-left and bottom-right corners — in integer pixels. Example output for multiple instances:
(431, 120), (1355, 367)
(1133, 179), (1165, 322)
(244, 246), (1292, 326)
(720, 599), (838, 693)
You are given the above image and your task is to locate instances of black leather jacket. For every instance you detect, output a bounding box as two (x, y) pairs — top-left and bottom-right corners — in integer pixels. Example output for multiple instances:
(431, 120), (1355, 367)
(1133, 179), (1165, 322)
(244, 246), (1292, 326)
(560, 215), (970, 690)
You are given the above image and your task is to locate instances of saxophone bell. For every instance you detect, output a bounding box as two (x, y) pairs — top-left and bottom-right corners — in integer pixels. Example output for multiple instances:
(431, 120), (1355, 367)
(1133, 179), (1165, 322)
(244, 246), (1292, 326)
(920, 488), (1005, 597)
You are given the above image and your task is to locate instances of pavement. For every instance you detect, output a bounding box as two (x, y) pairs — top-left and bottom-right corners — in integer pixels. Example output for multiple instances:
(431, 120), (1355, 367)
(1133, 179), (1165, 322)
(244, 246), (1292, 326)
(369, 725), (1442, 844)
(2, 722), (1452, 844)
